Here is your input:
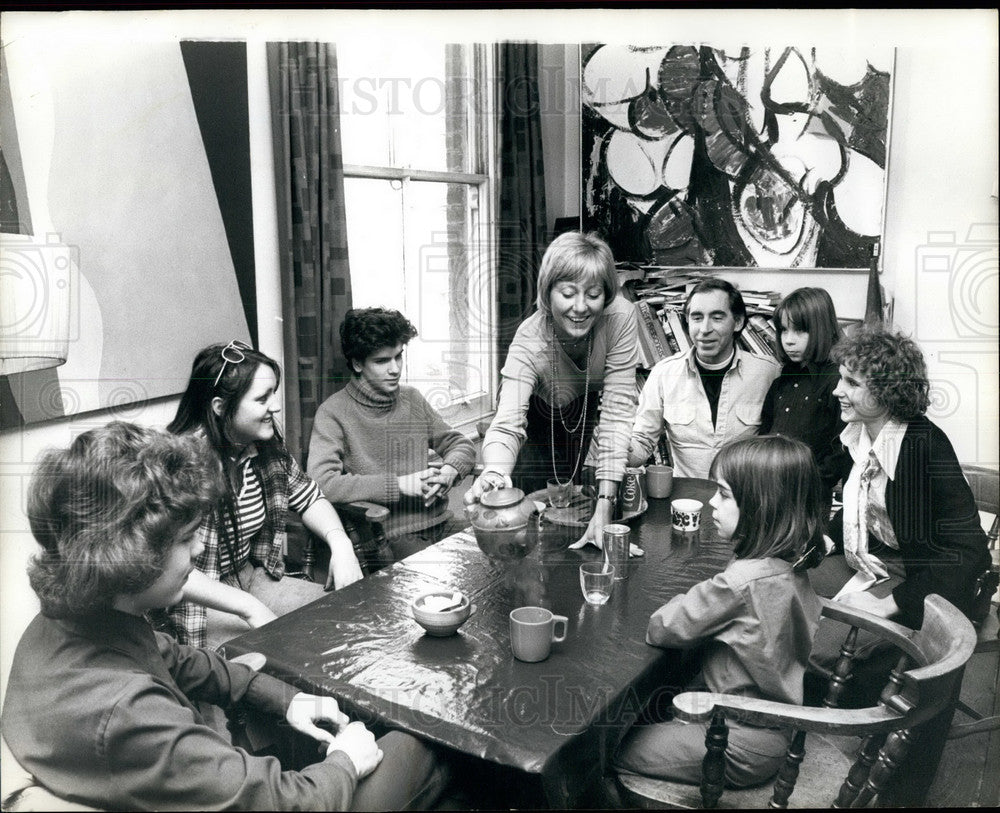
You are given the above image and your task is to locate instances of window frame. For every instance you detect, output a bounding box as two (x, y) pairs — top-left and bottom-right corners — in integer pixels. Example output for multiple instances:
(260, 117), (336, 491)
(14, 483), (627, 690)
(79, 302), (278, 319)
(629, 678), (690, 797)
(340, 43), (498, 432)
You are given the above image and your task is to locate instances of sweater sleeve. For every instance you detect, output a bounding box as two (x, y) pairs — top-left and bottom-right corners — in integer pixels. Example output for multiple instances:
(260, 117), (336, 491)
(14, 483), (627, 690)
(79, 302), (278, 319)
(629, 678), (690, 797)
(99, 676), (358, 811)
(646, 571), (745, 649)
(418, 392), (477, 478)
(890, 421), (990, 625)
(593, 300), (640, 483)
(307, 398), (401, 505)
(481, 331), (540, 475)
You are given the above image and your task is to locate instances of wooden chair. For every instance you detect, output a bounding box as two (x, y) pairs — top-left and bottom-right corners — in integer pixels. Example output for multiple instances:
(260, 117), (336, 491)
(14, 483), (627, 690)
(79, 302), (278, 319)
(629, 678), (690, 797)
(615, 594), (977, 809)
(946, 464), (1000, 739)
(336, 500), (430, 575)
(295, 499), (461, 580)
(961, 463), (1000, 627)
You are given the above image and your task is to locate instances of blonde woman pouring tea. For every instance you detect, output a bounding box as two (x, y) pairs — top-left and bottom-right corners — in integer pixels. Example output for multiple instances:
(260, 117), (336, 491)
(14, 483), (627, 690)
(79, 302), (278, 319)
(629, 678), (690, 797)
(466, 231), (643, 555)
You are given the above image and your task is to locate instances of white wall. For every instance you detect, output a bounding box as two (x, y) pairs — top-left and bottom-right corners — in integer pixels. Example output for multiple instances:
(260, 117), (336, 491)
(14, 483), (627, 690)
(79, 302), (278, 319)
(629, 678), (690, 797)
(882, 45), (999, 466)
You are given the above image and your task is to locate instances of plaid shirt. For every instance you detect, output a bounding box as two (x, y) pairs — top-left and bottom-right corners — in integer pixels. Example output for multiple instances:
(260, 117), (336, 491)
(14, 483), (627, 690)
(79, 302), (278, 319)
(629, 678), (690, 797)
(158, 443), (320, 648)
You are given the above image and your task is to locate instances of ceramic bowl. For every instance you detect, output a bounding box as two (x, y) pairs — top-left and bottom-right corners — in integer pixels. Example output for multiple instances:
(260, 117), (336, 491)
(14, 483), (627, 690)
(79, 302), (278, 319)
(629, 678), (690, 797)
(411, 590), (475, 636)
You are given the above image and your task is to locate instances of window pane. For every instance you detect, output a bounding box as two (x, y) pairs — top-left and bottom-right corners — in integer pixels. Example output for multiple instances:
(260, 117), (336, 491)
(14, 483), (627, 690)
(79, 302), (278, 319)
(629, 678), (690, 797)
(338, 41), (472, 173)
(343, 177), (404, 310)
(344, 177), (491, 411)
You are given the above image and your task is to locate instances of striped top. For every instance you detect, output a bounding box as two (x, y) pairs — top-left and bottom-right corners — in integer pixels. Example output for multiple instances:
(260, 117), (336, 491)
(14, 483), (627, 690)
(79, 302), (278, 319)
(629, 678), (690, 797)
(217, 456), (320, 576)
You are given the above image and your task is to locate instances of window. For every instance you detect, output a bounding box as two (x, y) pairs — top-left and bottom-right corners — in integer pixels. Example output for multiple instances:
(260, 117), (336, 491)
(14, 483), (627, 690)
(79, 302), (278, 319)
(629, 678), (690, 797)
(338, 41), (496, 428)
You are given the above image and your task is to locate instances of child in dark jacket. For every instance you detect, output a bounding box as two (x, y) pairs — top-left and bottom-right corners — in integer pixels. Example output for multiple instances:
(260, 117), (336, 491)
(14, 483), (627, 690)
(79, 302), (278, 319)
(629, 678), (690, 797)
(760, 287), (851, 505)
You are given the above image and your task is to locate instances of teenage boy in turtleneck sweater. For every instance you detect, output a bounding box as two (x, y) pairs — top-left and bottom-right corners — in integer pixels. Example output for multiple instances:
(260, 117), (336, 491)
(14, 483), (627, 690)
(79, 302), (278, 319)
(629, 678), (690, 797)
(307, 308), (476, 564)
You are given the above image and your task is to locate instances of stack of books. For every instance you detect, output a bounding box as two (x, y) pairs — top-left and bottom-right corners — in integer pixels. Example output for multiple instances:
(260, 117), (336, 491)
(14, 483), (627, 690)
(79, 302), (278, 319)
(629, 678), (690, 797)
(739, 307), (780, 357)
(623, 264), (783, 370)
(622, 265), (862, 370)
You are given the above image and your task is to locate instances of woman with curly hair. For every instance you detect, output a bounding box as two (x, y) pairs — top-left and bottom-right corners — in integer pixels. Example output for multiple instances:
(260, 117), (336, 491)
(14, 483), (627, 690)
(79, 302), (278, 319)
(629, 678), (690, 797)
(813, 327), (989, 628)
(1, 422), (445, 811)
(805, 328), (990, 806)
(307, 308), (476, 565)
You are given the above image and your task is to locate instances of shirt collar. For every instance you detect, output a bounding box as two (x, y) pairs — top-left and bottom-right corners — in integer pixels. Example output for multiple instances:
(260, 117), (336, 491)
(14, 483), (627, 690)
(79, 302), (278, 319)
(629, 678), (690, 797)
(684, 344), (744, 374)
(235, 443), (259, 466)
(839, 417), (906, 479)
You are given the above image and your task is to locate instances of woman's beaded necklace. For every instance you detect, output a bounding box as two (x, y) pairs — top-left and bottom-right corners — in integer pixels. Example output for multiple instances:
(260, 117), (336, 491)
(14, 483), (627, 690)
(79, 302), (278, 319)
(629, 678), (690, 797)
(550, 330), (592, 483)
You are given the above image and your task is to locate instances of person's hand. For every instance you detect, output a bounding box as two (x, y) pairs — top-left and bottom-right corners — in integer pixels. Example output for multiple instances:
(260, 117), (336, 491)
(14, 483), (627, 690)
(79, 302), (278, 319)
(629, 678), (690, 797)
(326, 721), (383, 779)
(568, 496), (644, 557)
(326, 534), (363, 591)
(625, 439), (648, 469)
(398, 469), (436, 499)
(241, 598), (278, 628)
(463, 470), (512, 506)
(421, 463), (460, 507)
(285, 692), (350, 746)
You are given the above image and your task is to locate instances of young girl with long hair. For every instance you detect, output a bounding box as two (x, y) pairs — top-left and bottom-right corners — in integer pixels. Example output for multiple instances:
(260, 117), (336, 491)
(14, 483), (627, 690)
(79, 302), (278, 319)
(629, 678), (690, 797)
(161, 340), (363, 649)
(614, 435), (825, 789)
(760, 287), (851, 502)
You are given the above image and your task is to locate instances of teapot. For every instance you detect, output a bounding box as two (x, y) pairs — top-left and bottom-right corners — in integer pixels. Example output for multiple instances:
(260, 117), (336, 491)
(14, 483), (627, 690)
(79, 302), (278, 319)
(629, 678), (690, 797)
(465, 487), (543, 562)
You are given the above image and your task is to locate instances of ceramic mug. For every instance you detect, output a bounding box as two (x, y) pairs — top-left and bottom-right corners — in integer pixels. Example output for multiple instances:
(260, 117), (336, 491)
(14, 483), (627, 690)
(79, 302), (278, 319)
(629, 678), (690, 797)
(671, 498), (703, 532)
(645, 465), (674, 499)
(509, 606), (568, 662)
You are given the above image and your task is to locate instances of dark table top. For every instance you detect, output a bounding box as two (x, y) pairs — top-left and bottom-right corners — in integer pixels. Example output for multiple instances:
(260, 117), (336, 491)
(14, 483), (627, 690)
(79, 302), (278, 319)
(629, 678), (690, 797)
(223, 478), (731, 807)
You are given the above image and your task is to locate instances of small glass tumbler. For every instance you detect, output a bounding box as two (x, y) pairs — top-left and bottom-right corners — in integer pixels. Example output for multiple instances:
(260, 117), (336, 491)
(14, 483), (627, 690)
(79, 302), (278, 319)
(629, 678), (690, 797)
(546, 477), (573, 509)
(580, 562), (614, 605)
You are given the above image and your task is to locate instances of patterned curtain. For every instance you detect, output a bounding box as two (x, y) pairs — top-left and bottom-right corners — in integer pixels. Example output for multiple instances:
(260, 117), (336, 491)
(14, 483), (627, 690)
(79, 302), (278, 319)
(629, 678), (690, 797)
(267, 42), (354, 464)
(497, 42), (548, 367)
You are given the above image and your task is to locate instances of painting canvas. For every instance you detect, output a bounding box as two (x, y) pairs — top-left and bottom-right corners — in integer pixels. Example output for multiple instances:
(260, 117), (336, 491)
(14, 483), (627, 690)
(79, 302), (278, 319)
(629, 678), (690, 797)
(0, 39), (256, 429)
(581, 44), (894, 268)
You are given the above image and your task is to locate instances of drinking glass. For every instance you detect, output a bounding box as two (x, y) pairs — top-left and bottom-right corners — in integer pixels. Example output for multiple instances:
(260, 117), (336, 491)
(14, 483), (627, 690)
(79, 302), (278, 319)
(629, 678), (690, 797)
(546, 477), (573, 509)
(580, 562), (614, 605)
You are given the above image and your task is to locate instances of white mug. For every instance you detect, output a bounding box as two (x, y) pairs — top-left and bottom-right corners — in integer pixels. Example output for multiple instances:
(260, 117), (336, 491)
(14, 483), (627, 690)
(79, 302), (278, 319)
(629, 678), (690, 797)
(671, 498), (703, 532)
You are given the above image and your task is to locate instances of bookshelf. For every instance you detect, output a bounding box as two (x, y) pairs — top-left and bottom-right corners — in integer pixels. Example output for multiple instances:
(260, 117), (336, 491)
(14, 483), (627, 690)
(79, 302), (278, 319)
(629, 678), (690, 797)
(621, 264), (880, 371)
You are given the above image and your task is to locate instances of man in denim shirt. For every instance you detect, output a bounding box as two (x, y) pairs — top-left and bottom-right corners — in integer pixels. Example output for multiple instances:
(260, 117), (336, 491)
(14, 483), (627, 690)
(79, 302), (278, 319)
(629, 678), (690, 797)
(629, 279), (779, 478)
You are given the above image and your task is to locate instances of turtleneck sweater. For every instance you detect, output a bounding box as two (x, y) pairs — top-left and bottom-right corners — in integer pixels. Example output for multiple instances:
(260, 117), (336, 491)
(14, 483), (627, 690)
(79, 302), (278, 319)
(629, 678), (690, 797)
(307, 378), (476, 535)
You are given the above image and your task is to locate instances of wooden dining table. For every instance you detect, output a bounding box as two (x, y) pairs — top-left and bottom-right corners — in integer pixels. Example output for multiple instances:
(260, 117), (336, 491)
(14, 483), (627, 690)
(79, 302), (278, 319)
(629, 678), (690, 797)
(222, 477), (731, 808)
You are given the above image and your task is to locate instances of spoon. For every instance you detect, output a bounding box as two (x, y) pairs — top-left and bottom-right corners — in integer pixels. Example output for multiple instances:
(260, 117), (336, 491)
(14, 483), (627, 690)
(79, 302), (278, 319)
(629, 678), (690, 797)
(423, 592), (465, 612)
(437, 593), (466, 612)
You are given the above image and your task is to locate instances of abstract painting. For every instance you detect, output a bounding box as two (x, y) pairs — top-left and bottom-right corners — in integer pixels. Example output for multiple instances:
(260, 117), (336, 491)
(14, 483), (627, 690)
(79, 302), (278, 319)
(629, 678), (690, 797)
(582, 44), (894, 268)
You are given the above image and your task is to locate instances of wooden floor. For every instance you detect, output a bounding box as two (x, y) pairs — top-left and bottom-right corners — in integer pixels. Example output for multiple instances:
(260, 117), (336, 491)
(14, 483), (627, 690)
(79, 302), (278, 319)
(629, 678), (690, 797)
(926, 629), (1000, 808)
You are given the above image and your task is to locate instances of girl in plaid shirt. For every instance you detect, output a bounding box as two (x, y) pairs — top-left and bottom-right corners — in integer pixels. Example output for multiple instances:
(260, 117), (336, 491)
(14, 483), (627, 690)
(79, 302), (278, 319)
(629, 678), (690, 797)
(160, 341), (363, 649)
